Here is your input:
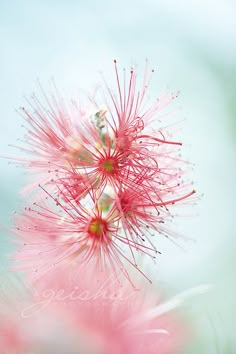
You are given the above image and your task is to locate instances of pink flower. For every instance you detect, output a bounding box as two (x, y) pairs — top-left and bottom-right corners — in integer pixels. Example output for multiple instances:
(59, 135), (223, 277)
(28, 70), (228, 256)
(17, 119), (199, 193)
(31, 267), (187, 354)
(115, 186), (196, 243)
(12, 186), (157, 282)
(0, 270), (189, 354)
(11, 61), (191, 201)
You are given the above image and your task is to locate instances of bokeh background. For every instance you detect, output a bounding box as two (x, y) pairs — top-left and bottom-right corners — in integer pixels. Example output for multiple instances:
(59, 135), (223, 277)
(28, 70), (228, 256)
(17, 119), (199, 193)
(0, 0), (235, 353)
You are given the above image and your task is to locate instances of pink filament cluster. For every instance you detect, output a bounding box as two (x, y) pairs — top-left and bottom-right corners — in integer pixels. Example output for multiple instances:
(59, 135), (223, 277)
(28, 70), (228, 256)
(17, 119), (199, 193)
(11, 60), (196, 283)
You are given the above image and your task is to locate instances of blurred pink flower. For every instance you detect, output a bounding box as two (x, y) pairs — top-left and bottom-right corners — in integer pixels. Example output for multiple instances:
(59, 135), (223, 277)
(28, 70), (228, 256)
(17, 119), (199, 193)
(35, 268), (188, 354)
(0, 269), (187, 354)
(0, 318), (28, 353)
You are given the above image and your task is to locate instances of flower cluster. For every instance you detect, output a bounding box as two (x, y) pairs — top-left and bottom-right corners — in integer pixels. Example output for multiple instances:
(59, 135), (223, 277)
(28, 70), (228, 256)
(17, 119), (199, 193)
(11, 60), (196, 283)
(3, 60), (198, 353)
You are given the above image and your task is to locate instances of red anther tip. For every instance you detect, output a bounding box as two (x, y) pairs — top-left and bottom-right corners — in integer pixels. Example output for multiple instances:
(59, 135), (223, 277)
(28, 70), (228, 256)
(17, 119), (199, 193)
(114, 59), (117, 63)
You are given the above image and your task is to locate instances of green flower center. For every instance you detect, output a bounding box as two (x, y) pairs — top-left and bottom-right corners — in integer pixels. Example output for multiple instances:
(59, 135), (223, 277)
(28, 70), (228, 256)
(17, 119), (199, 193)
(102, 159), (115, 173)
(88, 218), (107, 237)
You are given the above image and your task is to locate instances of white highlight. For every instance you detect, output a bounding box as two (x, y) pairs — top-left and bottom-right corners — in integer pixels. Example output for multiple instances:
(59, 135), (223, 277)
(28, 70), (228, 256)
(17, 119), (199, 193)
(122, 284), (211, 329)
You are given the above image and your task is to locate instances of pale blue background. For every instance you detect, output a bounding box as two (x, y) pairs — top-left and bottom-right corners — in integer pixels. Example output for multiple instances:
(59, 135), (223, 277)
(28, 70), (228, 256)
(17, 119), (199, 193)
(0, 1), (235, 352)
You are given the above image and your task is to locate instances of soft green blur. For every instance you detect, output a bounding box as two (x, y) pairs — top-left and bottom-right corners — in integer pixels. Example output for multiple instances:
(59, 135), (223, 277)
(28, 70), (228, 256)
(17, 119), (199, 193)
(0, 1), (235, 352)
